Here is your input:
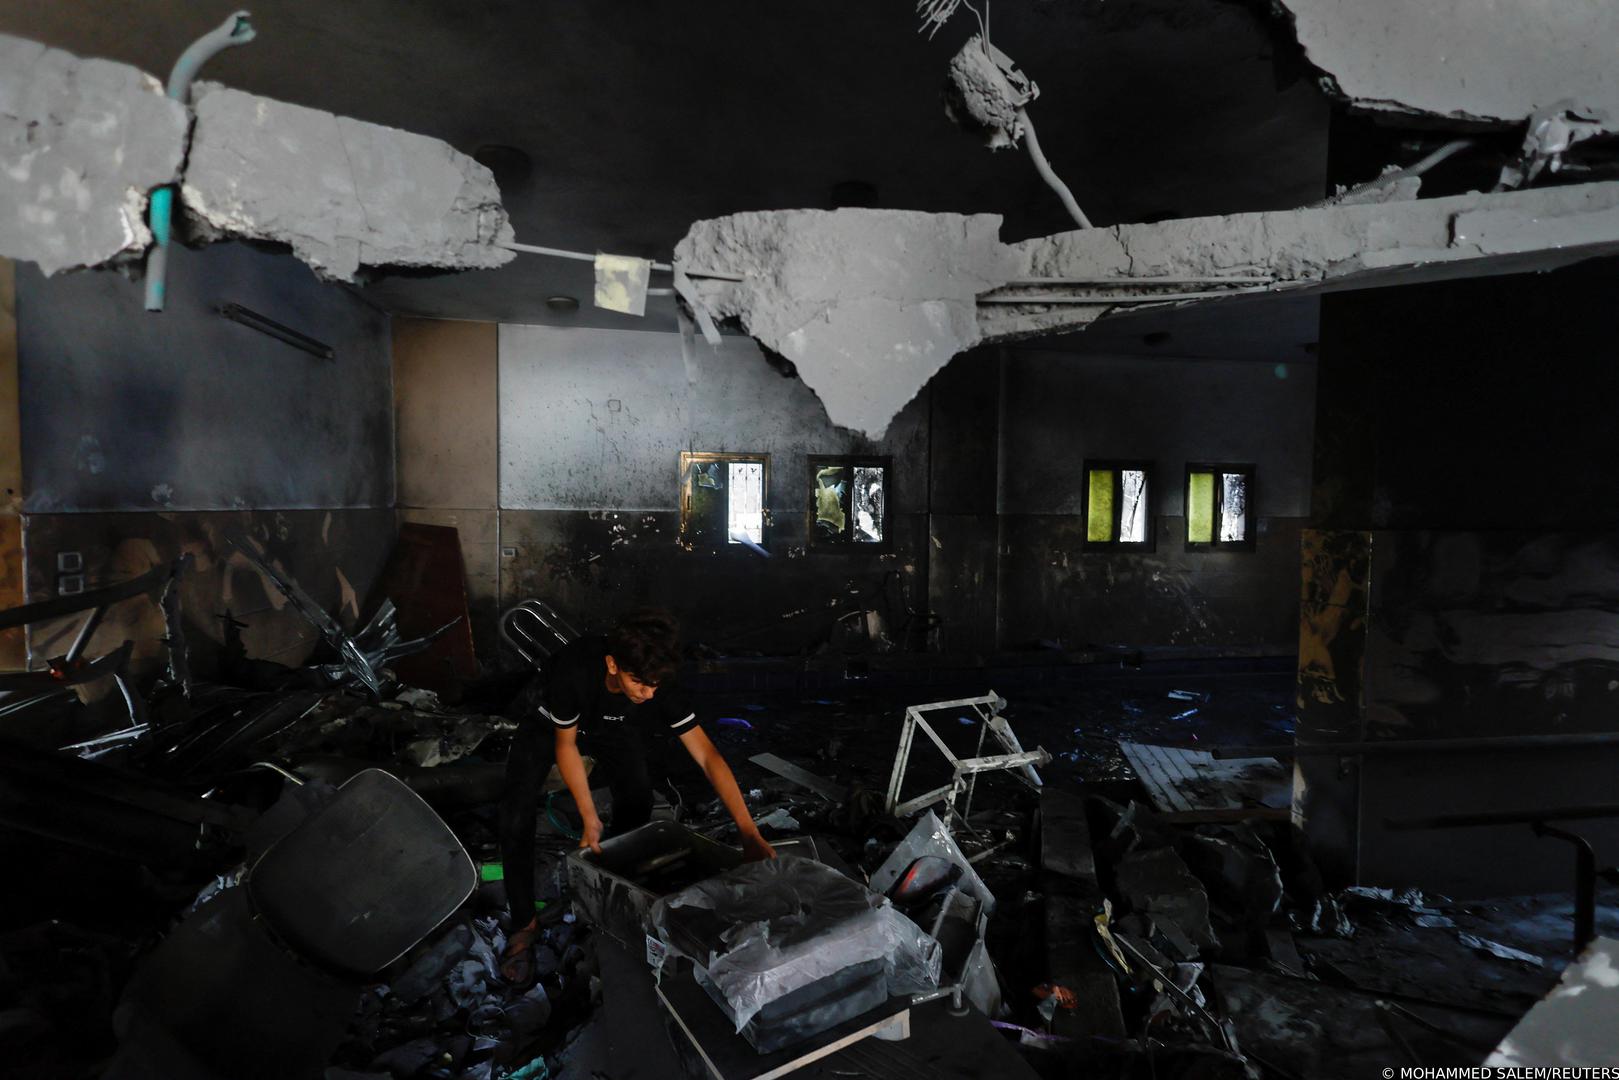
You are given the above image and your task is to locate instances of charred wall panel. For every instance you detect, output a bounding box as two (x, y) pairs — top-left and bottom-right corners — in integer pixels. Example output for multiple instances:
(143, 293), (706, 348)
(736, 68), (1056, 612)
(497, 508), (926, 656)
(994, 350), (1315, 652)
(494, 324), (934, 656)
(997, 515), (1305, 651)
(16, 241), (393, 513)
(21, 508), (394, 677)
(497, 325), (929, 515)
(1305, 258), (1619, 895)
(999, 352), (1316, 518)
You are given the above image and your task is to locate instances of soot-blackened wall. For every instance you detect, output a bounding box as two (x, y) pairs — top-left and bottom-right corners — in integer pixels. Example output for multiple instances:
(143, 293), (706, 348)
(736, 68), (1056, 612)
(1298, 257), (1619, 896)
(15, 241), (395, 674)
(995, 350), (1317, 652)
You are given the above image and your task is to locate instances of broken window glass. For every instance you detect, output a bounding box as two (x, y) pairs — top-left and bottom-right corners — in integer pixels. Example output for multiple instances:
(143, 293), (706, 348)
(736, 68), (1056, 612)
(1187, 471), (1215, 544)
(1086, 469), (1116, 542)
(728, 461), (764, 544)
(853, 467), (885, 543)
(685, 462), (728, 545)
(808, 458), (889, 546)
(1219, 472), (1248, 543)
(1185, 465), (1254, 549)
(1119, 469), (1148, 543)
(814, 466), (849, 541)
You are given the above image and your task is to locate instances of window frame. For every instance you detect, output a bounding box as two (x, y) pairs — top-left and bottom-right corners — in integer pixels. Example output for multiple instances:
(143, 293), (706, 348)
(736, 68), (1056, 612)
(805, 455), (893, 552)
(1080, 459), (1156, 551)
(1184, 462), (1256, 552)
(678, 451), (771, 551)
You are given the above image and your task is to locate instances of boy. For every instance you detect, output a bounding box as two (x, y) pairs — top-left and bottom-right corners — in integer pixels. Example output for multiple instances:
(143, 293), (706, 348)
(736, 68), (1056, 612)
(499, 609), (774, 981)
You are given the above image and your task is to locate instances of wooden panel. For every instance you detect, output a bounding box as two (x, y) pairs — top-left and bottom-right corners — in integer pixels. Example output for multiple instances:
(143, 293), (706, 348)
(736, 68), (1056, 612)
(375, 522), (478, 690)
(393, 318), (497, 510)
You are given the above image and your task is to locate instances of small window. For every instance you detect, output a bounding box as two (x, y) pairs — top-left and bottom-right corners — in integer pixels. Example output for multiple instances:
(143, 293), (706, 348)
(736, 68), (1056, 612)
(679, 452), (769, 548)
(1185, 464), (1255, 550)
(1082, 460), (1154, 549)
(807, 456), (890, 548)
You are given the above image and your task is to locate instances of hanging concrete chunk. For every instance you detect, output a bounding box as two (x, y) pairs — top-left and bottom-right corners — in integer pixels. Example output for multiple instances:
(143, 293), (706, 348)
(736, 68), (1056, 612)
(1277, 1), (1619, 123)
(0, 35), (187, 275)
(675, 208), (1017, 438)
(181, 82), (515, 282)
(676, 181), (1619, 437)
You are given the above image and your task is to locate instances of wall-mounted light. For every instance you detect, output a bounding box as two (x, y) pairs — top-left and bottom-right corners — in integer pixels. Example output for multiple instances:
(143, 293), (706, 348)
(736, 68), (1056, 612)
(219, 302), (335, 359)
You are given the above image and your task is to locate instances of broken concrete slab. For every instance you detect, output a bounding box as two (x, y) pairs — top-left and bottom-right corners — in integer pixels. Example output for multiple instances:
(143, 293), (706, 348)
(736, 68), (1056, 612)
(1275, 1), (1619, 124)
(677, 180), (1619, 437)
(0, 34), (187, 275)
(1114, 845), (1220, 959)
(675, 208), (1016, 438)
(181, 82), (515, 283)
(1043, 882), (1126, 1042)
(1039, 788), (1097, 884)
(1486, 936), (1619, 1068)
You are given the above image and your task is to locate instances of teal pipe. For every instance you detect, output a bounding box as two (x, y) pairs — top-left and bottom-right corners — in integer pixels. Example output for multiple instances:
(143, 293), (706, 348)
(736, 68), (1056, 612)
(144, 11), (256, 312)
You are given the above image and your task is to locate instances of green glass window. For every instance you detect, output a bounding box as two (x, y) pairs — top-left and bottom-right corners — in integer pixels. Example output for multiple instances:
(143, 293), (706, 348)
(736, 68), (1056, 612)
(1185, 464), (1254, 550)
(1086, 468), (1116, 542)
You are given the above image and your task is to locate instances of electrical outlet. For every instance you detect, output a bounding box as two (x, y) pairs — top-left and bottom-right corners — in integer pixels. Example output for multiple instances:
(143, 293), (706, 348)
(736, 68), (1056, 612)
(56, 551), (83, 573)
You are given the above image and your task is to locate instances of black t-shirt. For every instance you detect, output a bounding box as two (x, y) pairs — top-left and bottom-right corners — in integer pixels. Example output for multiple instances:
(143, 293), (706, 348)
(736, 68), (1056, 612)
(538, 636), (698, 739)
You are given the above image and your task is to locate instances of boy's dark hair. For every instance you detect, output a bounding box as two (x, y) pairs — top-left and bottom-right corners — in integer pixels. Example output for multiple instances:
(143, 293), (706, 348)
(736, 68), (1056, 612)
(605, 608), (681, 684)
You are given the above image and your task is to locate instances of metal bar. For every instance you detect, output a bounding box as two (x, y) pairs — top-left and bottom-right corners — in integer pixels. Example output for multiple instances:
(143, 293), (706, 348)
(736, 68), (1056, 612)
(501, 241), (676, 274)
(0, 562), (171, 631)
(913, 717), (964, 767)
(64, 603), (107, 665)
(907, 693), (1003, 713)
(1386, 803), (1619, 830)
(895, 784), (960, 819)
(1213, 731), (1619, 759)
(978, 288), (1274, 304)
(954, 749), (1051, 774)
(885, 709), (919, 812)
(1002, 276), (1275, 286)
(749, 752), (849, 802)
(219, 303), (335, 359)
(987, 713), (1044, 788)
(1533, 822), (1597, 953)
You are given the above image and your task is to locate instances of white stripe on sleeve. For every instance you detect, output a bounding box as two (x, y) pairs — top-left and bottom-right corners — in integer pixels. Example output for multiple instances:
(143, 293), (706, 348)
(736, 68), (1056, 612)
(541, 705), (580, 728)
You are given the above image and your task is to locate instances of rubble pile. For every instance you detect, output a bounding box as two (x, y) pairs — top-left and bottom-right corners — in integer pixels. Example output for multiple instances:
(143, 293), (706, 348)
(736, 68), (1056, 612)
(2, 561), (1614, 1079)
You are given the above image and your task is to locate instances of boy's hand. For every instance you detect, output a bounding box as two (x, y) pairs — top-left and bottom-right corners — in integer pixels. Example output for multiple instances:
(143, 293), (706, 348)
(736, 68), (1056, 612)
(740, 830), (777, 862)
(580, 815), (604, 854)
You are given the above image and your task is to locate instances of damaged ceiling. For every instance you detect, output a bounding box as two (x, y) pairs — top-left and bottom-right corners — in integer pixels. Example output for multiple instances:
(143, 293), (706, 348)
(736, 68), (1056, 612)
(6, 0), (1619, 434)
(0, 0), (1331, 326)
(1278, 0), (1619, 123)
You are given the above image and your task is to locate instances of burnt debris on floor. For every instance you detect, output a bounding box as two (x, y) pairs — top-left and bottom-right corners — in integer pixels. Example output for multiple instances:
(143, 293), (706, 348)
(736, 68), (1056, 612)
(4, 553), (1617, 1080)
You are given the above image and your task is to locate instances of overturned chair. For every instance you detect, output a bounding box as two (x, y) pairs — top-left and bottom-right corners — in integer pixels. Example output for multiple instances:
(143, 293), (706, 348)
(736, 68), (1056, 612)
(107, 769), (477, 1080)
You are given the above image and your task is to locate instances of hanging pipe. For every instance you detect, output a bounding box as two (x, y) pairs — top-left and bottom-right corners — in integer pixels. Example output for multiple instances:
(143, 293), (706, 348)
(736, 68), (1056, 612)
(144, 11), (256, 312)
(1017, 107), (1092, 229)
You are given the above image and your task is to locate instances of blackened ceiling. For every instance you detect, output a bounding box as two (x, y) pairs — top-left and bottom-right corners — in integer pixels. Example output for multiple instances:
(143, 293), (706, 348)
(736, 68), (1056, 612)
(1, 0), (1329, 353)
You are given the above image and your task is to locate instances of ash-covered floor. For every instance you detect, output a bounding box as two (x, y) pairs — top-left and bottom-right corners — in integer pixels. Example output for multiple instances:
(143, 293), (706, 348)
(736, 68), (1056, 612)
(7, 659), (1612, 1080)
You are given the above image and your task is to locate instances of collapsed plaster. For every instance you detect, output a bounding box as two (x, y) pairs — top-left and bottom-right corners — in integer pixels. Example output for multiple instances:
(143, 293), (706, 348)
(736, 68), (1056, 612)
(1276, 1), (1619, 124)
(0, 34), (188, 275)
(0, 35), (513, 285)
(675, 180), (1619, 436)
(181, 83), (514, 283)
(676, 209), (1016, 438)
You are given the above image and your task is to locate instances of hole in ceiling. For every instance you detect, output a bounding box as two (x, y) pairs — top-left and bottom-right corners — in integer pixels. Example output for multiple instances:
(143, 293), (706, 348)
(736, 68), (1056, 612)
(474, 144), (534, 195)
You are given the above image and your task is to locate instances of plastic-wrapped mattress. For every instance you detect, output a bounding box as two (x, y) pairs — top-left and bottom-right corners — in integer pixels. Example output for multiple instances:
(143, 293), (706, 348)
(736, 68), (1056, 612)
(651, 855), (940, 1051)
